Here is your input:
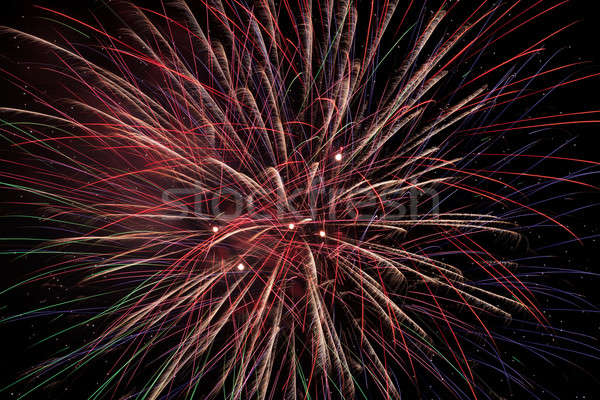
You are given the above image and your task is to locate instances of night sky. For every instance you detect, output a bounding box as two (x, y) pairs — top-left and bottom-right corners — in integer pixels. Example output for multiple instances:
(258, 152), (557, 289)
(1, 1), (600, 399)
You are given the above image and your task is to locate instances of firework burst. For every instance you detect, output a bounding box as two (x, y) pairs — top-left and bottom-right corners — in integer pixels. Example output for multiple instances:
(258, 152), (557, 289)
(1, 1), (599, 399)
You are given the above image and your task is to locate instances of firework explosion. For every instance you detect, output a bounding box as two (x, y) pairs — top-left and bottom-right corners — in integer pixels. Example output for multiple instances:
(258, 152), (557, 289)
(1, 0), (599, 399)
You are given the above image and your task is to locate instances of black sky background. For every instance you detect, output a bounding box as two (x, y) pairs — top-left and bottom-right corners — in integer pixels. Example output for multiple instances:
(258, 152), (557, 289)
(1, 0), (599, 399)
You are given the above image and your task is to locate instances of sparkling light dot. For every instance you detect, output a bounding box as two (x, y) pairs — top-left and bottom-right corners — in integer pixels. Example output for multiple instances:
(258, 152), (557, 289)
(288, 223), (295, 229)
(319, 230), (326, 237)
(334, 153), (342, 161)
(237, 263), (245, 271)
(212, 226), (219, 233)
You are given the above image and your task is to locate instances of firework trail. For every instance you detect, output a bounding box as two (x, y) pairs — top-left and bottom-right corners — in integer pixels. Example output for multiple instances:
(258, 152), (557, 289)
(0, 0), (598, 399)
